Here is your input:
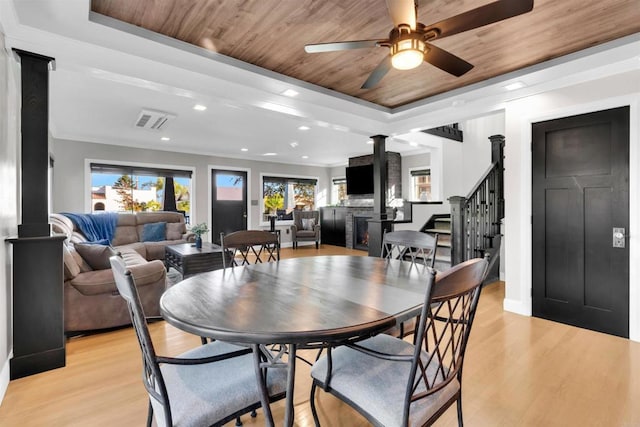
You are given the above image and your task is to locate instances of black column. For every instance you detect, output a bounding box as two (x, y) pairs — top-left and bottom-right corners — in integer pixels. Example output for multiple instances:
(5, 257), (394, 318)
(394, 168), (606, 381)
(368, 135), (393, 257)
(15, 50), (54, 237)
(8, 49), (65, 379)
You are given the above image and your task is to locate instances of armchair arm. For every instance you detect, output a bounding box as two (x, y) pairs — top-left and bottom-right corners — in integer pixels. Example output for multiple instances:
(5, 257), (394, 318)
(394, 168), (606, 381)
(290, 224), (299, 236)
(182, 231), (196, 242)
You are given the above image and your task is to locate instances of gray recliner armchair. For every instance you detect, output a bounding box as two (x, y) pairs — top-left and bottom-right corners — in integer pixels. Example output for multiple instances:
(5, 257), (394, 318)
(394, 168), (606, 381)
(290, 210), (321, 249)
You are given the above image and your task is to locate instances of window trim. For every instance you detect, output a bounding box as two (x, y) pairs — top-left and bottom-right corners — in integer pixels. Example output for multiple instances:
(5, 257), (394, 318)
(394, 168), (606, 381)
(84, 158), (196, 218)
(259, 172), (319, 226)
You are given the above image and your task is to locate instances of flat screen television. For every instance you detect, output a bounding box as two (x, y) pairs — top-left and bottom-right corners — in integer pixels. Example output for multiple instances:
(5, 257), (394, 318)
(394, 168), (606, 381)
(346, 164), (374, 195)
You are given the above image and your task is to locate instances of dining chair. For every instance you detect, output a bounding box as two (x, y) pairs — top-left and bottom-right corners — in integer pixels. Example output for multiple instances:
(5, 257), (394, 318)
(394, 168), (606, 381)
(381, 229), (439, 338)
(309, 257), (489, 427)
(220, 230), (280, 268)
(381, 229), (438, 268)
(109, 256), (287, 427)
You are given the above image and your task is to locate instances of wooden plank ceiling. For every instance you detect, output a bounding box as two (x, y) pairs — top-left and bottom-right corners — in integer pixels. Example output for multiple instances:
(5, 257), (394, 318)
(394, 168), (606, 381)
(91, 0), (640, 109)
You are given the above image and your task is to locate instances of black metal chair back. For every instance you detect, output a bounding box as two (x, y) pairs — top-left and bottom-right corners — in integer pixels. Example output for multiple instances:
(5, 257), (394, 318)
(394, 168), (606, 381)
(109, 256), (172, 426)
(220, 230), (279, 268)
(403, 257), (488, 424)
(381, 230), (438, 268)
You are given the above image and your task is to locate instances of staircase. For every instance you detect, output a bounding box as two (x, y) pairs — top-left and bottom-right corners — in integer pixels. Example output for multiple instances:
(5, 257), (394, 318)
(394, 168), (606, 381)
(449, 134), (505, 282)
(422, 215), (452, 271)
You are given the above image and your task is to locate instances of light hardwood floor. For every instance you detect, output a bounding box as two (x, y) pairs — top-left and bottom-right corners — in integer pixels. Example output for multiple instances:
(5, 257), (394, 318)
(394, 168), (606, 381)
(1, 245), (640, 426)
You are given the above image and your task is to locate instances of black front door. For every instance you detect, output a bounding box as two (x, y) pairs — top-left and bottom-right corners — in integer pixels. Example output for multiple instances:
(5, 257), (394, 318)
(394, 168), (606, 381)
(211, 169), (247, 244)
(532, 106), (630, 337)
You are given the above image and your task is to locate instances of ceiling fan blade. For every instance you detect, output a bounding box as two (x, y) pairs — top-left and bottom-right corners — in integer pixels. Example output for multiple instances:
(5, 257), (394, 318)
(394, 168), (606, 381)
(361, 56), (392, 89)
(424, 43), (473, 77)
(386, 0), (417, 29)
(305, 40), (384, 53)
(425, 0), (534, 40)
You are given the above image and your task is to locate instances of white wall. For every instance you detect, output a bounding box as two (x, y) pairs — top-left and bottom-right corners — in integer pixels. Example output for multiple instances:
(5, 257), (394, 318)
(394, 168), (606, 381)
(50, 138), (332, 245)
(0, 34), (20, 403)
(502, 70), (640, 340)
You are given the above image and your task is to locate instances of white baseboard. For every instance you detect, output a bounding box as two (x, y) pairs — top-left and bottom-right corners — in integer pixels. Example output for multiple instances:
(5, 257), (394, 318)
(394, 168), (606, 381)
(503, 297), (532, 316)
(0, 350), (12, 406)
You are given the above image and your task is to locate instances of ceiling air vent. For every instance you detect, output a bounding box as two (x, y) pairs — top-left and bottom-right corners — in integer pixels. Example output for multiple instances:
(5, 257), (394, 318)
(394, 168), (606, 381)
(134, 109), (176, 131)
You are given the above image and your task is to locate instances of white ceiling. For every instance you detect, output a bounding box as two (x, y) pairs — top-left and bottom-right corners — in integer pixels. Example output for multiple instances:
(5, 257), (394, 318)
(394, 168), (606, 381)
(1, 1), (639, 167)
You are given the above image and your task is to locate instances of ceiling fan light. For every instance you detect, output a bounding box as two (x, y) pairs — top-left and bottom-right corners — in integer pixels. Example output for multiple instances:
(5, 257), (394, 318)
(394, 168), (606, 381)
(390, 37), (425, 70)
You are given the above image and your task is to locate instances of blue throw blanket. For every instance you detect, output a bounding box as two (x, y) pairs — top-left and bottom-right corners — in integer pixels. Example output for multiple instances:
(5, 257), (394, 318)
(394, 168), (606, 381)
(62, 212), (118, 245)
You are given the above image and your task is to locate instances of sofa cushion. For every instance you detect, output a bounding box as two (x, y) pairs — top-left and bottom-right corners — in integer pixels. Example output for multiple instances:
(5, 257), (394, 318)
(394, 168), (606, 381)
(75, 243), (119, 270)
(69, 259), (166, 296)
(141, 222), (167, 242)
(119, 246), (148, 266)
(69, 269), (119, 296)
(111, 225), (139, 246)
(166, 222), (187, 240)
(70, 247), (93, 272)
(62, 244), (81, 281)
(136, 211), (185, 225)
(116, 242), (147, 259)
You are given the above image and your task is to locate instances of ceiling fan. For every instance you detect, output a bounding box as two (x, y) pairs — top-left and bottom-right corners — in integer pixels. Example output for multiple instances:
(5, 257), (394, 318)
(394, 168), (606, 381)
(304, 0), (534, 89)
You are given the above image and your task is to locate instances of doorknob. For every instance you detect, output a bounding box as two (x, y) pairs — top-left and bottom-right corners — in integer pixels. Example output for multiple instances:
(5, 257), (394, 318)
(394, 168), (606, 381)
(613, 227), (625, 248)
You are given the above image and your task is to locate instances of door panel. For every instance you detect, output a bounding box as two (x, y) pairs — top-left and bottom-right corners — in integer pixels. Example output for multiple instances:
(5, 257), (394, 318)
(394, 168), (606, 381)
(532, 106), (629, 338)
(211, 170), (247, 244)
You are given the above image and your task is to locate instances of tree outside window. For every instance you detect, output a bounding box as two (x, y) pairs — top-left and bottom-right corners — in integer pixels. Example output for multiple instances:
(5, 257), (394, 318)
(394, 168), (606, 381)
(262, 176), (317, 222)
(90, 163), (192, 216)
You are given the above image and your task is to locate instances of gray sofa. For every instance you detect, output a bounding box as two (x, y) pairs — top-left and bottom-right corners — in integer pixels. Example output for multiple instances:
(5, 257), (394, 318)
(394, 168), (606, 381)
(51, 211), (195, 333)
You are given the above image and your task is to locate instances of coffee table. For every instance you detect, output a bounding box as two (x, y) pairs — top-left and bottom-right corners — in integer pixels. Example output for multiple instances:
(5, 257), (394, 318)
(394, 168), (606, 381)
(164, 242), (228, 278)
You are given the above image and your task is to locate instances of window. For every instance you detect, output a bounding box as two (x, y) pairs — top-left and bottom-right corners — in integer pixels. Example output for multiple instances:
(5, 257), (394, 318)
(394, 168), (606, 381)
(332, 177), (347, 205)
(411, 169), (431, 201)
(90, 163), (192, 218)
(262, 175), (317, 222)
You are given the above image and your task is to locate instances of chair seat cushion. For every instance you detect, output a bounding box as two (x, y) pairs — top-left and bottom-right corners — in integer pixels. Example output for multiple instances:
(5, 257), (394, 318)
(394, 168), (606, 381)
(161, 341), (287, 427)
(295, 230), (316, 238)
(311, 334), (460, 427)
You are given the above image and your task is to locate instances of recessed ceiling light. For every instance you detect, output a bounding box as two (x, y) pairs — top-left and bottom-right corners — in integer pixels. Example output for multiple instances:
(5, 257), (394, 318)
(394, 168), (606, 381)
(161, 137), (170, 141)
(290, 142), (299, 148)
(301, 155), (309, 159)
(504, 81), (526, 91)
(410, 127), (422, 133)
(193, 104), (207, 111)
(366, 139), (374, 144)
(241, 148), (248, 152)
(263, 152), (277, 156)
(409, 141), (419, 147)
(282, 89), (299, 97)
(298, 125), (310, 131)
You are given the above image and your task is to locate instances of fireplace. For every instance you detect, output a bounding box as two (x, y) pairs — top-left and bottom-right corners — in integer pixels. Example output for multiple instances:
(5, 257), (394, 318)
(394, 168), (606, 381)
(353, 216), (370, 250)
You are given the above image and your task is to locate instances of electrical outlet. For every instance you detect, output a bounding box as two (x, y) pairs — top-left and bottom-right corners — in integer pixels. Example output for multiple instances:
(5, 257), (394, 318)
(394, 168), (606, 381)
(286, 228), (290, 234)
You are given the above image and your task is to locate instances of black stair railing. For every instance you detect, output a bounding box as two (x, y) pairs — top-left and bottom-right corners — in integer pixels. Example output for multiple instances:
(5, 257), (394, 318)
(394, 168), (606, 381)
(449, 135), (505, 265)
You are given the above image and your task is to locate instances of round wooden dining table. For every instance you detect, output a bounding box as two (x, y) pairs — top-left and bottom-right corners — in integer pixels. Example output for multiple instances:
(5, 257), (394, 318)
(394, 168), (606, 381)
(160, 255), (432, 426)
